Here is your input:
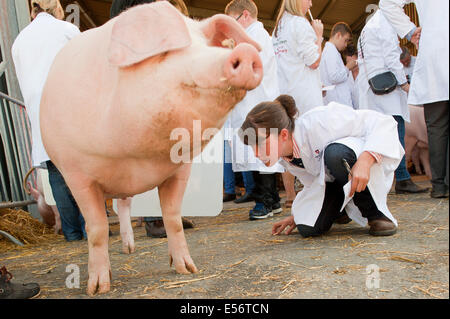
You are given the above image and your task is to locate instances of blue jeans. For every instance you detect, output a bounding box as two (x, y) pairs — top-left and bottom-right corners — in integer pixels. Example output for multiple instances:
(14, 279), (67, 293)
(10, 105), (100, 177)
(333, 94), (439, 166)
(46, 161), (87, 241)
(393, 116), (411, 182)
(223, 142), (255, 194)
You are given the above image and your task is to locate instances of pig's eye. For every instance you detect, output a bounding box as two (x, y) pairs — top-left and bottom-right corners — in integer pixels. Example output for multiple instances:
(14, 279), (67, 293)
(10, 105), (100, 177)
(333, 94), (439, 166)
(221, 38), (236, 49)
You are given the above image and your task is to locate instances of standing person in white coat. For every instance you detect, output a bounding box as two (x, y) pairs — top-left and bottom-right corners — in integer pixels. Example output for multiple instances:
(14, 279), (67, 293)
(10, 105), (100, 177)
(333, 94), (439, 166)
(12, 0), (87, 241)
(400, 47), (416, 83)
(240, 95), (404, 237)
(225, 0), (284, 220)
(319, 22), (357, 106)
(272, 0), (324, 209)
(379, 0), (449, 198)
(357, 10), (427, 194)
(341, 45), (359, 109)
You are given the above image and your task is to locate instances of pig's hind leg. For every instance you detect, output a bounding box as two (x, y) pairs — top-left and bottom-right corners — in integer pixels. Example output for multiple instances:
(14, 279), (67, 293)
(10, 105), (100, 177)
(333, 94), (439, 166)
(116, 197), (136, 254)
(66, 178), (112, 296)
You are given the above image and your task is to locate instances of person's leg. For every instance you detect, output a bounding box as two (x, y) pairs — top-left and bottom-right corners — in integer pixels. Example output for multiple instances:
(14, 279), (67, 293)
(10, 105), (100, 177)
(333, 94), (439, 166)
(249, 171), (273, 220)
(423, 101), (449, 197)
(223, 141), (236, 201)
(297, 181), (344, 237)
(393, 116), (428, 193)
(323, 143), (386, 220)
(234, 171), (255, 203)
(242, 171), (255, 194)
(393, 116), (411, 181)
(46, 161), (86, 241)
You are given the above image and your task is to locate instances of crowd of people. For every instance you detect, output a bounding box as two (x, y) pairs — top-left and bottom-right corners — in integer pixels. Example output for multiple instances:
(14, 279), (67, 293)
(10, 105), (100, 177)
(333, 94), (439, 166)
(1, 0), (448, 299)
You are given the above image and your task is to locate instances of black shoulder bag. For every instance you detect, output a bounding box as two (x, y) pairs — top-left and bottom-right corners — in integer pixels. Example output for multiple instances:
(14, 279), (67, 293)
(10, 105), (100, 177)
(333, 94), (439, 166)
(359, 37), (398, 95)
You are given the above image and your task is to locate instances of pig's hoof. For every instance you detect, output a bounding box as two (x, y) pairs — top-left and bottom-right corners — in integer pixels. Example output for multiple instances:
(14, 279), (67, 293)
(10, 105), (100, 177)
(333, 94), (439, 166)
(170, 255), (198, 274)
(87, 270), (111, 296)
(122, 241), (136, 254)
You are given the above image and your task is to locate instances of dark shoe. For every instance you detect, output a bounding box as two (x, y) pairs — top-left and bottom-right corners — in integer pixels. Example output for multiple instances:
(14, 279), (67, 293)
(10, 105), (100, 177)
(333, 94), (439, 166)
(249, 203), (273, 220)
(0, 266), (40, 299)
(271, 202), (283, 214)
(334, 213), (352, 224)
(181, 217), (195, 229)
(145, 220), (167, 238)
(368, 217), (397, 236)
(223, 193), (236, 202)
(233, 192), (254, 204)
(395, 179), (429, 194)
(430, 187), (449, 198)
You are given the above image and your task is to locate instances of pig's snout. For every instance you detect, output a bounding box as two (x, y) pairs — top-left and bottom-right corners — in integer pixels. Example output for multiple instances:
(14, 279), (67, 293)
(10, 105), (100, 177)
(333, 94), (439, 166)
(223, 43), (263, 90)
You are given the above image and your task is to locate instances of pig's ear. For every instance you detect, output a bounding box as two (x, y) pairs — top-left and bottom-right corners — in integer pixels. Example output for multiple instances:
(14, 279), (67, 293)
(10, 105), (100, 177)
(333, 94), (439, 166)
(200, 14), (262, 51)
(108, 2), (192, 67)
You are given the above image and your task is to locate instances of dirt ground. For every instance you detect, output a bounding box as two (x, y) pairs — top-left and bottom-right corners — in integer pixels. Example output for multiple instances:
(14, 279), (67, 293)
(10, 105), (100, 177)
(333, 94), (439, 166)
(0, 175), (448, 299)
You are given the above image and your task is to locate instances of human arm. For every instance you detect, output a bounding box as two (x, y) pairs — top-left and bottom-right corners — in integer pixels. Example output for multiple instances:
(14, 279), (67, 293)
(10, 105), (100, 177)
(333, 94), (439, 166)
(296, 18), (323, 69)
(379, 0), (416, 39)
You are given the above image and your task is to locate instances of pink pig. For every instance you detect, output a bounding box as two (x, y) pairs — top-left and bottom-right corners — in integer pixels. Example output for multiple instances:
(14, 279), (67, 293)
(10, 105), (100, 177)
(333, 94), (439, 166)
(40, 2), (263, 295)
(405, 105), (431, 178)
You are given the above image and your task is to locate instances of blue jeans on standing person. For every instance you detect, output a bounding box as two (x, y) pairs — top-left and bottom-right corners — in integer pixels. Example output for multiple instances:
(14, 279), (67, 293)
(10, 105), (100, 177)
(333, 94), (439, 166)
(223, 141), (255, 195)
(393, 116), (411, 182)
(46, 161), (87, 241)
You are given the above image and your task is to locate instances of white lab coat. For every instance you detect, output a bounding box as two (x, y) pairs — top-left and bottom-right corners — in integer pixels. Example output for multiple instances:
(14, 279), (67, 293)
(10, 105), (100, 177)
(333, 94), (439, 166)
(272, 12), (323, 114)
(404, 55), (416, 82)
(347, 72), (359, 109)
(379, 0), (449, 105)
(320, 42), (353, 106)
(280, 103), (404, 228)
(228, 21), (284, 173)
(12, 12), (80, 167)
(357, 10), (410, 122)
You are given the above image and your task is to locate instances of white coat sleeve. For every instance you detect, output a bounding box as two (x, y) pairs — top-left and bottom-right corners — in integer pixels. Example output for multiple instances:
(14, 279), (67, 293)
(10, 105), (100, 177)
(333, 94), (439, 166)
(303, 103), (404, 161)
(324, 47), (348, 85)
(65, 22), (81, 41)
(380, 26), (408, 84)
(379, 0), (416, 38)
(295, 18), (320, 66)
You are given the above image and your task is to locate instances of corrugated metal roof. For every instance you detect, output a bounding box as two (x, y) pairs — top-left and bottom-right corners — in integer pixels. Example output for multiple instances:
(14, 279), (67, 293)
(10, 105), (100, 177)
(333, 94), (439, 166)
(61, 0), (385, 38)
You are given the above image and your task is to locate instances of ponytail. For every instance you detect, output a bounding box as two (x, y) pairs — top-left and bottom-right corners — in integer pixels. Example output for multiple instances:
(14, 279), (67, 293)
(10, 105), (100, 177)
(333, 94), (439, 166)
(240, 95), (298, 146)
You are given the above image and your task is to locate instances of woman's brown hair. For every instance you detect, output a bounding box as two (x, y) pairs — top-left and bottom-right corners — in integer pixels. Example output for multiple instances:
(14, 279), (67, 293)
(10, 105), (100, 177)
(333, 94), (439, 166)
(240, 95), (298, 146)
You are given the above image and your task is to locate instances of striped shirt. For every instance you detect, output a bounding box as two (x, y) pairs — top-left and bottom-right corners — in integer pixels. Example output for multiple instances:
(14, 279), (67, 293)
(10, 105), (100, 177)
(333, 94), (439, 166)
(283, 138), (305, 168)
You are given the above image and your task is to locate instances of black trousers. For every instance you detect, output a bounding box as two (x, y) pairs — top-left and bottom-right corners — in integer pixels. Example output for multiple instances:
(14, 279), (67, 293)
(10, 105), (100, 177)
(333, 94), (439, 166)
(251, 172), (280, 208)
(297, 143), (385, 237)
(423, 100), (449, 191)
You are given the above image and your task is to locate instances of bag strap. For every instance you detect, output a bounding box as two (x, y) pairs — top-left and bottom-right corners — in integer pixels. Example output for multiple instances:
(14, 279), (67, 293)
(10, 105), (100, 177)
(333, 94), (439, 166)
(359, 35), (370, 83)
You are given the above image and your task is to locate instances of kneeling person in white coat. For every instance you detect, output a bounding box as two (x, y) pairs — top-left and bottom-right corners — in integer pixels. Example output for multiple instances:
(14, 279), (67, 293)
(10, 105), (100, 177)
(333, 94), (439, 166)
(240, 95), (404, 237)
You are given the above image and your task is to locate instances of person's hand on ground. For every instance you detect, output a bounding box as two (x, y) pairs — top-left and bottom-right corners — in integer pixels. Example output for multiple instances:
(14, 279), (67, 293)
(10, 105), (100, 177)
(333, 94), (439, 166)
(272, 215), (296, 235)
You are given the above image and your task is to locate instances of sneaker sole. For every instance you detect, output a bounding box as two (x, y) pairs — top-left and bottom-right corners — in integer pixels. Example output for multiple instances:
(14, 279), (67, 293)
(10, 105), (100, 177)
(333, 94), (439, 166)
(272, 207), (283, 214)
(249, 212), (273, 220)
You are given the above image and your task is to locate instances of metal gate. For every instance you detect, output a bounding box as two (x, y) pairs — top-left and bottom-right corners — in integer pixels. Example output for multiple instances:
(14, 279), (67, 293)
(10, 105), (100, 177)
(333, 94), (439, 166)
(0, 0), (37, 213)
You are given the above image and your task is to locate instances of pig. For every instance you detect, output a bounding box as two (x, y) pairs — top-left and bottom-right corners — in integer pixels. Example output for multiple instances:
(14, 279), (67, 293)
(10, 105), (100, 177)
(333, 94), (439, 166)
(405, 105), (432, 178)
(40, 2), (263, 295)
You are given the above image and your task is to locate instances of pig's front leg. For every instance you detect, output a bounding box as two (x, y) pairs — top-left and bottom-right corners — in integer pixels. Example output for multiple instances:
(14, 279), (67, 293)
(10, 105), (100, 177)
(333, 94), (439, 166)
(68, 179), (111, 296)
(116, 197), (136, 254)
(158, 164), (198, 274)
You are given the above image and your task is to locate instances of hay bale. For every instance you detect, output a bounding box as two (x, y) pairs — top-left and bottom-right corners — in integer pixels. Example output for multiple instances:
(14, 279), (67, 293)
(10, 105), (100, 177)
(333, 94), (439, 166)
(0, 208), (57, 245)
